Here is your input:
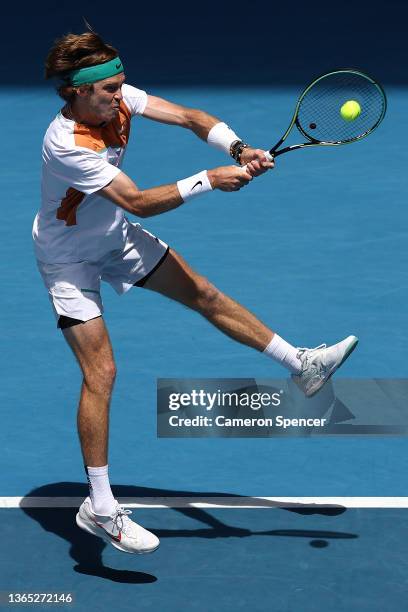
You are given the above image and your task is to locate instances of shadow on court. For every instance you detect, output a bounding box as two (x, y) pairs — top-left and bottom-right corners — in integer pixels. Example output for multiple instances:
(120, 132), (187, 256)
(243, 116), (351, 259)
(19, 503), (157, 584)
(22, 482), (356, 582)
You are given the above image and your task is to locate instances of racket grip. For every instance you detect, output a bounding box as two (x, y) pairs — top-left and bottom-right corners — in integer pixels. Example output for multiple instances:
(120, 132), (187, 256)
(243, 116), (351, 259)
(240, 150), (274, 174)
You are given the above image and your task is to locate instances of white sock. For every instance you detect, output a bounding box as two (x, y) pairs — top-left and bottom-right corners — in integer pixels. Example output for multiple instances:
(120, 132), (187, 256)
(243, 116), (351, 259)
(86, 465), (116, 516)
(263, 334), (302, 374)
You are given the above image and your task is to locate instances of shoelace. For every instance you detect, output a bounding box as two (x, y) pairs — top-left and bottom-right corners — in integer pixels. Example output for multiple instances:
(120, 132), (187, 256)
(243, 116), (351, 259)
(296, 344), (327, 374)
(112, 507), (133, 535)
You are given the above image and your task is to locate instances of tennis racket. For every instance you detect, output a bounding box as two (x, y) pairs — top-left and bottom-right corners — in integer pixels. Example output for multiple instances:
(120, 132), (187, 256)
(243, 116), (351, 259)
(244, 69), (387, 166)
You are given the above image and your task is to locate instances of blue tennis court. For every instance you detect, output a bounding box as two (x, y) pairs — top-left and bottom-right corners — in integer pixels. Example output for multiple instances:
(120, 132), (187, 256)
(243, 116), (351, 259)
(1, 82), (407, 611)
(1, 1), (408, 608)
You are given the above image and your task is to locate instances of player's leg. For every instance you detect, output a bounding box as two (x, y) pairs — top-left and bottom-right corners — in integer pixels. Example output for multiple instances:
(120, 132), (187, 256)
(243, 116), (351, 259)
(36, 260), (119, 512)
(62, 316), (115, 469)
(61, 315), (160, 553)
(102, 225), (301, 368)
(140, 248), (273, 351)
(139, 248), (358, 397)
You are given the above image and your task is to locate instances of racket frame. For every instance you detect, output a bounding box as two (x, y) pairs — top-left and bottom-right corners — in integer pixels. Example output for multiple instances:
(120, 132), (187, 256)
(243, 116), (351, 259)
(269, 69), (387, 158)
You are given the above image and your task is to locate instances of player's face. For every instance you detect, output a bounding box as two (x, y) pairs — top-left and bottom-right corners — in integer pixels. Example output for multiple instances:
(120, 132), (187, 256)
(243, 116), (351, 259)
(86, 74), (126, 122)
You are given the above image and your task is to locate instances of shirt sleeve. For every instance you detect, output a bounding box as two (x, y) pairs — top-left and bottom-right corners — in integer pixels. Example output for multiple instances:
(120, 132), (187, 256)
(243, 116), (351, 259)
(121, 83), (148, 116)
(46, 145), (122, 195)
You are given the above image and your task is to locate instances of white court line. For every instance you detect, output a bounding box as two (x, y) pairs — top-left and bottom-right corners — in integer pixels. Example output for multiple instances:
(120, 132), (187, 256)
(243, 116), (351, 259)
(0, 497), (408, 509)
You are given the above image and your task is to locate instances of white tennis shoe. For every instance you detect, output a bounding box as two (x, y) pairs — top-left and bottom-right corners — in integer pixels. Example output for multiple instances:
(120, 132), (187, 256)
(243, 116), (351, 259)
(292, 335), (358, 398)
(76, 497), (160, 554)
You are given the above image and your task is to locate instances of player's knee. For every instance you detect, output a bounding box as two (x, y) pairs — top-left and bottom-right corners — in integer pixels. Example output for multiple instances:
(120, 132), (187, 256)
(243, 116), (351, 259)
(103, 361), (117, 386)
(195, 277), (220, 316)
(84, 360), (117, 395)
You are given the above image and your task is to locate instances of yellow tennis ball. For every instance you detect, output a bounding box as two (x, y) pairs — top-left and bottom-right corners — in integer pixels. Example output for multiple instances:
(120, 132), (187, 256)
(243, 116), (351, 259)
(340, 100), (361, 121)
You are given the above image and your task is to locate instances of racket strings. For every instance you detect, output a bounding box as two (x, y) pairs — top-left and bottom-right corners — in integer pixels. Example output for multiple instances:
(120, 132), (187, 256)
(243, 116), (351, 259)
(296, 72), (386, 143)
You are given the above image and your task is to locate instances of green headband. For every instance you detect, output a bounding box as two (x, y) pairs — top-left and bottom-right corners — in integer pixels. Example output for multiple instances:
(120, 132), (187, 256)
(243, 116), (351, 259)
(68, 57), (124, 86)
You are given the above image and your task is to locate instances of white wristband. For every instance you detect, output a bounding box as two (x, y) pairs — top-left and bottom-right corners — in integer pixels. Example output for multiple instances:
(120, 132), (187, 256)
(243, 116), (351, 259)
(177, 170), (213, 203)
(207, 122), (241, 156)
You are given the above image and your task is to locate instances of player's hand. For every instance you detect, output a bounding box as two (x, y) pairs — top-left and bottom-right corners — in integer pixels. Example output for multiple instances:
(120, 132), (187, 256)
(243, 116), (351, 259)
(207, 165), (253, 192)
(239, 148), (275, 176)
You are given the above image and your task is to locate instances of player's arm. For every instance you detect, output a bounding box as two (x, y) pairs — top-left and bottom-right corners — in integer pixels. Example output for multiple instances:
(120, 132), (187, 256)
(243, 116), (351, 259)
(143, 94), (220, 141)
(98, 167), (253, 218)
(142, 95), (274, 176)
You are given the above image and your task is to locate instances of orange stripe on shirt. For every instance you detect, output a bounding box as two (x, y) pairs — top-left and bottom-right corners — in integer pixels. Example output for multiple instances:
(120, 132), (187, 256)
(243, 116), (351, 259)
(56, 188), (85, 226)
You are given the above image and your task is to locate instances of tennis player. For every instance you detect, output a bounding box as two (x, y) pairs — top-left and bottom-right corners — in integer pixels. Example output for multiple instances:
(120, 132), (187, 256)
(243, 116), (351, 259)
(33, 31), (358, 554)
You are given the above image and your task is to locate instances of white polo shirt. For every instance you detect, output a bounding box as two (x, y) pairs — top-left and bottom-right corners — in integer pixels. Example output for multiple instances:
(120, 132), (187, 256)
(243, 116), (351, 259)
(33, 83), (147, 263)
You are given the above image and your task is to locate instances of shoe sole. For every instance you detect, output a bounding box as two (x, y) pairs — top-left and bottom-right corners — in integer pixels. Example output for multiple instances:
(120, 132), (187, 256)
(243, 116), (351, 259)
(307, 336), (359, 398)
(76, 512), (160, 554)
